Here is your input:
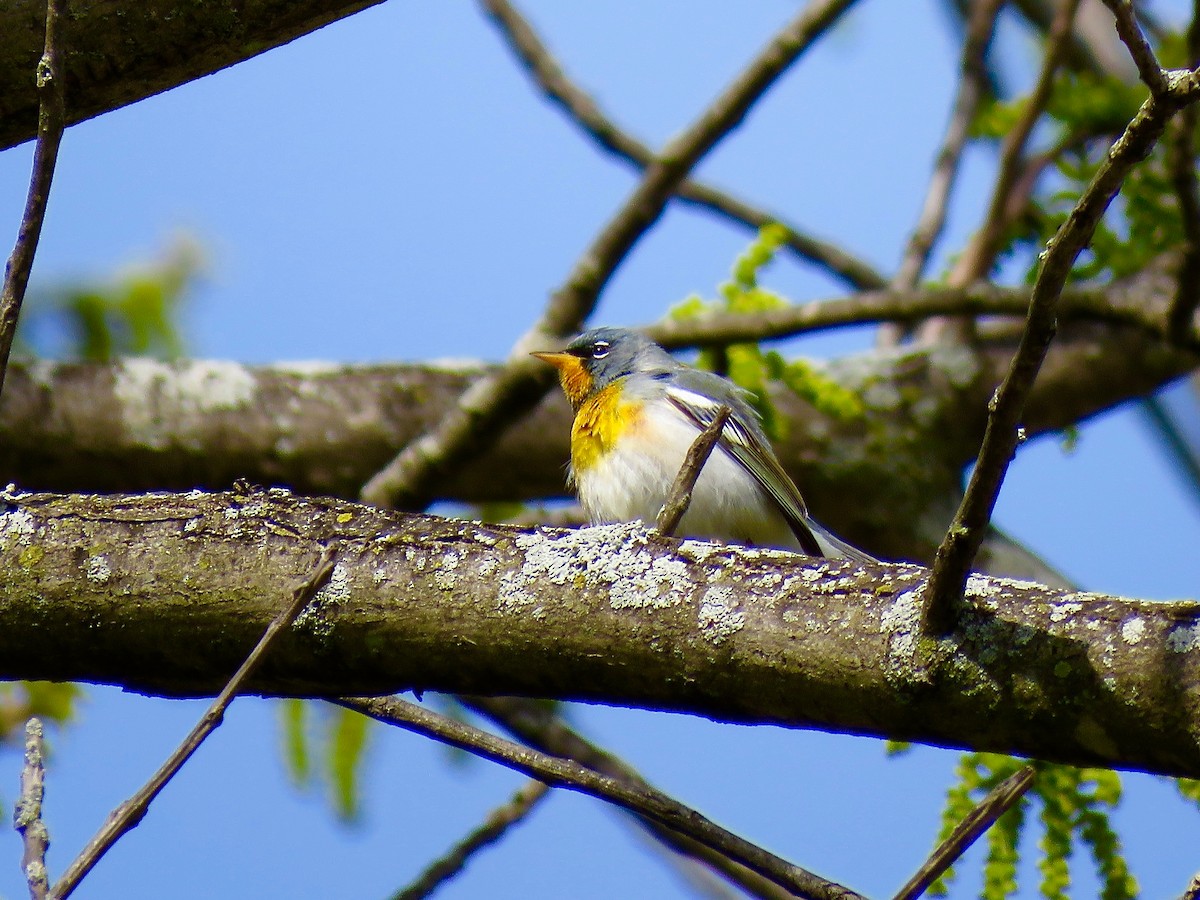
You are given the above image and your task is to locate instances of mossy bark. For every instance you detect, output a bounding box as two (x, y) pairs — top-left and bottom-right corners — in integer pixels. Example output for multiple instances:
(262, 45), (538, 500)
(1, 489), (1197, 778)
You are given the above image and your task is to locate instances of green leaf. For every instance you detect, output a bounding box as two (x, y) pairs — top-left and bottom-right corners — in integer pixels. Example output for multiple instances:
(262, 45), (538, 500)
(918, 756), (1138, 900)
(327, 705), (371, 823)
(776, 356), (864, 422)
(1176, 777), (1200, 807)
(279, 698), (311, 787)
(19, 235), (201, 361)
(0, 682), (82, 746)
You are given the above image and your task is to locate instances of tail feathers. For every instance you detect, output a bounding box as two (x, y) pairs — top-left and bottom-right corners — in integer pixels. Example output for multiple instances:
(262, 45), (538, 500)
(805, 517), (877, 565)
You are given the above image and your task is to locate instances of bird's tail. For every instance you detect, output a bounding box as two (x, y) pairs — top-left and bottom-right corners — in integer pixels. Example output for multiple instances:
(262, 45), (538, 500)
(807, 516), (878, 565)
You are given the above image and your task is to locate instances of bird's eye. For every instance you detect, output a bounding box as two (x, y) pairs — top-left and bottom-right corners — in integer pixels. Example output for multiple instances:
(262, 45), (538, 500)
(591, 340), (610, 359)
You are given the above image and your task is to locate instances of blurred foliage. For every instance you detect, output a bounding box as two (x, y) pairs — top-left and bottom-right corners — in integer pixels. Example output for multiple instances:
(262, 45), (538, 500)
(969, 44), (1198, 286)
(919, 754), (1137, 900)
(894, 35), (1200, 888)
(670, 223), (864, 440)
(1, 240), (202, 751)
(0, 682), (80, 747)
(1178, 776), (1200, 808)
(279, 699), (372, 823)
(16, 235), (201, 362)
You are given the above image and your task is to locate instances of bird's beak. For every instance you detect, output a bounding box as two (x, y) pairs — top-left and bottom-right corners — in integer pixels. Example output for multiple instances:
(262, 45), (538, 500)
(531, 350), (590, 408)
(530, 350), (574, 370)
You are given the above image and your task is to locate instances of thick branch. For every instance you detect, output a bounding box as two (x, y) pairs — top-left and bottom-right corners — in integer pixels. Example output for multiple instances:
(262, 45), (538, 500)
(0, 292), (1195, 563)
(925, 70), (1200, 632)
(1, 489), (1198, 779)
(0, 0), (384, 152)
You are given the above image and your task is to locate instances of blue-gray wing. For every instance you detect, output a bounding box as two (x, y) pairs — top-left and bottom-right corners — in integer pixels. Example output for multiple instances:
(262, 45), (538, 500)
(663, 373), (876, 563)
(662, 379), (825, 556)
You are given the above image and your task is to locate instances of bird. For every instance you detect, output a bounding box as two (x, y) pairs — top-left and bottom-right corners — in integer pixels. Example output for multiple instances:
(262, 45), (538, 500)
(532, 326), (874, 563)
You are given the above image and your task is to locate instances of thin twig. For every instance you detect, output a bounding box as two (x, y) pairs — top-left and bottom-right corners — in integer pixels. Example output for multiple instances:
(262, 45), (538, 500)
(644, 278), (1200, 355)
(892, 764), (1036, 900)
(465, 696), (798, 900)
(339, 695), (864, 900)
(921, 68), (1200, 635)
(0, 0), (67, 401)
(359, 0), (861, 511)
(656, 405), (731, 537)
(1097, 0), (1169, 94)
(49, 546), (338, 899)
(393, 778), (550, 900)
(950, 0), (1083, 283)
(891, 0), (1004, 292)
(1169, 1), (1200, 342)
(14, 718), (49, 900)
(479, 0), (885, 292)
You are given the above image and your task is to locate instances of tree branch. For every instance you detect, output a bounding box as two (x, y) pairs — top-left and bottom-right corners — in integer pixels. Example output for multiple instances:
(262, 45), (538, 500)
(655, 405), (731, 538)
(0, 278), (1196, 565)
(13, 718), (49, 900)
(478, 0), (885, 292)
(391, 777), (550, 900)
(341, 695), (863, 900)
(1, 489), (1198, 779)
(0, 1), (386, 152)
(949, 0), (1082, 285)
(923, 67), (1200, 635)
(1168, 4), (1200, 343)
(892, 764), (1035, 900)
(48, 545), (337, 899)
(891, 0), (1003, 292)
(1096, 0), (1170, 94)
(466, 695), (798, 900)
(358, 0), (861, 511)
(0, 0), (67, 401)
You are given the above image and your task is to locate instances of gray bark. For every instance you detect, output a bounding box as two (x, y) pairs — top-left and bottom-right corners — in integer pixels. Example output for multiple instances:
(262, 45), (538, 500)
(0, 0), (383, 152)
(2, 299), (1196, 564)
(1, 488), (1197, 779)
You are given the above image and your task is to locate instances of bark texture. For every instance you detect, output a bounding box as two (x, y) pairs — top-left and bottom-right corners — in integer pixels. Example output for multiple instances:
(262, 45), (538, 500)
(0, 0), (383, 151)
(2, 307), (1195, 563)
(1, 489), (1197, 779)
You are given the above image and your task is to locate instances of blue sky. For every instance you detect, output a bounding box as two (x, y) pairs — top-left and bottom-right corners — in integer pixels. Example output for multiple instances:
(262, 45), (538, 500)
(2, 2), (1199, 898)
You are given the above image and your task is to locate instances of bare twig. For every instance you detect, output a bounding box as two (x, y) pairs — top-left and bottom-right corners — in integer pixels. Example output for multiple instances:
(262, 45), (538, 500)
(656, 405), (731, 537)
(14, 718), (49, 900)
(891, 764), (1036, 900)
(339, 695), (864, 900)
(891, 0), (1004, 292)
(645, 279), (1200, 355)
(0, 0), (67, 401)
(393, 778), (550, 900)
(359, 0), (860, 511)
(951, 0), (1083, 283)
(466, 696), (798, 900)
(1168, 2), (1200, 342)
(1096, 0), (1169, 94)
(922, 70), (1200, 635)
(49, 546), (338, 899)
(479, 0), (885, 292)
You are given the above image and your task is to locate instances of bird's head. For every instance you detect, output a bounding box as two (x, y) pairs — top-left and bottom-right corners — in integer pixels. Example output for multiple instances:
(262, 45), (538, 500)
(532, 326), (663, 410)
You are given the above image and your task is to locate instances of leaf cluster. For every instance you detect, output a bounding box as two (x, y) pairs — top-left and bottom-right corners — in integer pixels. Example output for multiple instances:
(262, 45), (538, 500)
(927, 754), (1136, 900)
(670, 224), (864, 440)
(15, 236), (200, 361)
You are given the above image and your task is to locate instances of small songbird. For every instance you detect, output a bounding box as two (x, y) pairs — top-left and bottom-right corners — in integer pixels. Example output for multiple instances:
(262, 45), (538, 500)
(533, 326), (874, 562)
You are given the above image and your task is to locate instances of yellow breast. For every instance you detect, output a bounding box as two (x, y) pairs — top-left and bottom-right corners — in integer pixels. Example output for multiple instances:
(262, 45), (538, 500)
(571, 382), (644, 474)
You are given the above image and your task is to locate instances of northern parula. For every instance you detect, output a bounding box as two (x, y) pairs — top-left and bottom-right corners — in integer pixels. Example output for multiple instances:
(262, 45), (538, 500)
(534, 326), (873, 562)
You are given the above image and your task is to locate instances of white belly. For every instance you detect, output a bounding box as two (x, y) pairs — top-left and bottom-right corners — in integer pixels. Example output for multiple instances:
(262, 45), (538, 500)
(573, 406), (800, 550)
